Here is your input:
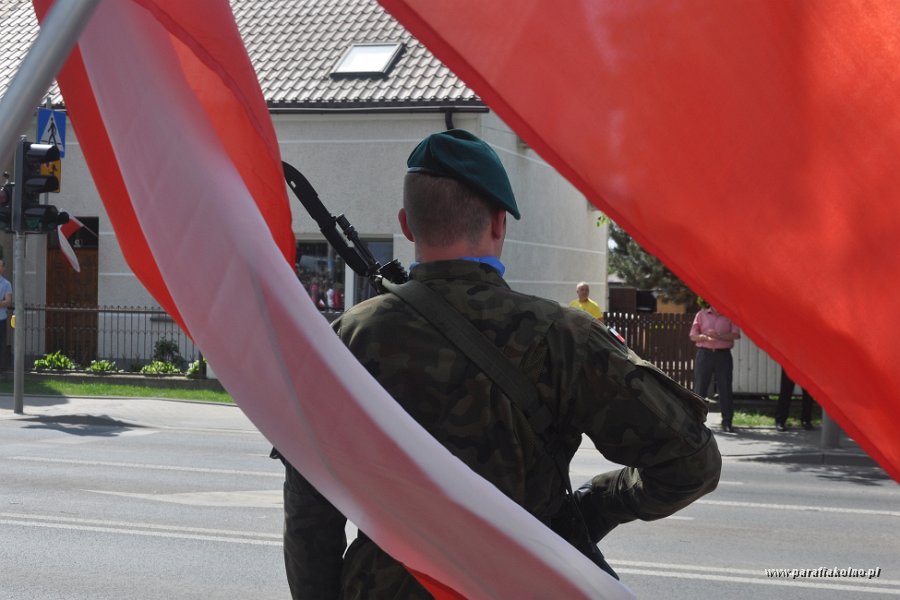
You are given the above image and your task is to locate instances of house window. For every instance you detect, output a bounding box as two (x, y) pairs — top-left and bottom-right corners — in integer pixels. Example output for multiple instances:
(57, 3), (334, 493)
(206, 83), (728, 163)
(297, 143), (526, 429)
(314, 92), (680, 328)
(332, 43), (403, 77)
(297, 241), (345, 311)
(352, 240), (394, 305)
(296, 239), (395, 313)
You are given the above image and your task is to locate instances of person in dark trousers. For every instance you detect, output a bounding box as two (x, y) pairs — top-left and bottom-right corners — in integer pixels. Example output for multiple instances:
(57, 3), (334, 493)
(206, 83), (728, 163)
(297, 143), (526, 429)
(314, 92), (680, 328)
(775, 367), (816, 431)
(690, 299), (742, 433)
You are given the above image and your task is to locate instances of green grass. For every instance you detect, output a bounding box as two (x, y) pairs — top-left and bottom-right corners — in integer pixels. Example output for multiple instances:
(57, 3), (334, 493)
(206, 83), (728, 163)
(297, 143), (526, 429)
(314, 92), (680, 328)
(732, 410), (820, 428)
(0, 378), (233, 404)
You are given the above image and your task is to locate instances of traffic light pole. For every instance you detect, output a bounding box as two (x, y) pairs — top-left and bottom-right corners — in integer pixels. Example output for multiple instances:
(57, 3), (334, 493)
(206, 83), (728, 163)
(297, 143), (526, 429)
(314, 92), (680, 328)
(12, 234), (26, 414)
(12, 138), (25, 413)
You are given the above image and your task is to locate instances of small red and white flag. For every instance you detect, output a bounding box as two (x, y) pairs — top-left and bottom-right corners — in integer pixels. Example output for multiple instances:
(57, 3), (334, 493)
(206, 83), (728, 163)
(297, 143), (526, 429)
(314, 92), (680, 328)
(57, 215), (85, 272)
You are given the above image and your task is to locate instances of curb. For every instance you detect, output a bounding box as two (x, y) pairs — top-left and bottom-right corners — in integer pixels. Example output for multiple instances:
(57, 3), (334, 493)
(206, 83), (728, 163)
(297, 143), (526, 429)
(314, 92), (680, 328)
(23, 371), (225, 391)
(724, 450), (878, 468)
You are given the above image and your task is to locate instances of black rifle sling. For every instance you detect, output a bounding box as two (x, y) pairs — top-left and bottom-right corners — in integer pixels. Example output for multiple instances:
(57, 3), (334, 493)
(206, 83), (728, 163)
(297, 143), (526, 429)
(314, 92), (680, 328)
(381, 279), (555, 441)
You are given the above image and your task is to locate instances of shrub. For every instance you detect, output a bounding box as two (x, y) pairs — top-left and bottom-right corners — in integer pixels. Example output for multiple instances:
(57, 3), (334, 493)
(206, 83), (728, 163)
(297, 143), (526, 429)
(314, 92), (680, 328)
(87, 359), (119, 374)
(140, 360), (182, 376)
(34, 351), (77, 371)
(185, 358), (206, 379)
(153, 338), (186, 369)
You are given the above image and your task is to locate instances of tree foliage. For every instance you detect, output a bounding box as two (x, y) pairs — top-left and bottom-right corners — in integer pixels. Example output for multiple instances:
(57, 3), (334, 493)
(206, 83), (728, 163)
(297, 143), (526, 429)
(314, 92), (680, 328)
(608, 222), (697, 305)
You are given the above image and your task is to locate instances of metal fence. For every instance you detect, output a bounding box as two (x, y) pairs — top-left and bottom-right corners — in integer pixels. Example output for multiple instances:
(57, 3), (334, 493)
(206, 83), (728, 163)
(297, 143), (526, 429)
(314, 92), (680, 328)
(9, 304), (783, 395)
(15, 304), (199, 370)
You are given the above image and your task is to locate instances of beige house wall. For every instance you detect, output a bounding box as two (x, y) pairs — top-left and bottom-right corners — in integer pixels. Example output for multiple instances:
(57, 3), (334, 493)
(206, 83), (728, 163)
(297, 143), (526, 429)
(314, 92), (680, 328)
(279, 111), (608, 309)
(3, 110), (608, 312)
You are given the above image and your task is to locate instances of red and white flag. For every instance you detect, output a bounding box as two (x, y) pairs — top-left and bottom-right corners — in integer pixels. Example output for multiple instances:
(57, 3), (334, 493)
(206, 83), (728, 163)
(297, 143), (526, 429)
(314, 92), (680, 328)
(33, 0), (900, 596)
(57, 215), (85, 272)
(33, 1), (627, 598)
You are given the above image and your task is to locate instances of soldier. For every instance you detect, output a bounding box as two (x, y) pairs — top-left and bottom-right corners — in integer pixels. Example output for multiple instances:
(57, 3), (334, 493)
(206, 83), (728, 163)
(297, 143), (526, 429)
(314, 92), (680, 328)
(279, 129), (721, 599)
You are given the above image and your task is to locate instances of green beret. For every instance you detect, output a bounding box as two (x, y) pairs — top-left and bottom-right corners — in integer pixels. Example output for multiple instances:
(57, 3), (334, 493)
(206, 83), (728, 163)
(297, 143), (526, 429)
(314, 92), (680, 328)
(407, 129), (520, 219)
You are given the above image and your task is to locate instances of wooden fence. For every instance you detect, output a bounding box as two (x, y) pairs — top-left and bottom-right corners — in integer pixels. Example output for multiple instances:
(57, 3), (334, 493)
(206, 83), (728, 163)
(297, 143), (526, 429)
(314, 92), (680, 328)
(604, 312), (696, 389)
(603, 311), (783, 396)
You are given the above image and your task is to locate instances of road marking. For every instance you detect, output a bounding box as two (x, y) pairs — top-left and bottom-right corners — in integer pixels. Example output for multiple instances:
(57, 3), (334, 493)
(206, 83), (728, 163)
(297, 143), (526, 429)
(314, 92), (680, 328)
(615, 567), (900, 594)
(37, 429), (159, 445)
(10, 456), (282, 477)
(85, 489), (282, 508)
(697, 498), (900, 518)
(114, 429), (159, 437)
(0, 512), (280, 545)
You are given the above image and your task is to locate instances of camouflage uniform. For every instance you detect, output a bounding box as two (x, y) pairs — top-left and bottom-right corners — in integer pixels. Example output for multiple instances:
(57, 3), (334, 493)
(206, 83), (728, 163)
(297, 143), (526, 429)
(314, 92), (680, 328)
(283, 260), (721, 599)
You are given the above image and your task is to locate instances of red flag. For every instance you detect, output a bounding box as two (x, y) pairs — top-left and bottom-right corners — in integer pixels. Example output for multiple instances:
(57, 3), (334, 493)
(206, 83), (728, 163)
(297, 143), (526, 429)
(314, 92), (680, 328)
(57, 215), (84, 272)
(32, 1), (628, 597)
(378, 0), (900, 481)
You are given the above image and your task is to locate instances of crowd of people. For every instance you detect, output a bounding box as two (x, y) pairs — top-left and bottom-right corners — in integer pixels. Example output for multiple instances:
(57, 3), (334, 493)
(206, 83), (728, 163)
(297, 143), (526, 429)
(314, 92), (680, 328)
(297, 266), (344, 311)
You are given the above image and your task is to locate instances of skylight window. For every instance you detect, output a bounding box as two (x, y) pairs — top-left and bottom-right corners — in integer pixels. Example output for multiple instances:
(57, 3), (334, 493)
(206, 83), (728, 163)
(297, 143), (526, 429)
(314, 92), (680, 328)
(332, 43), (403, 77)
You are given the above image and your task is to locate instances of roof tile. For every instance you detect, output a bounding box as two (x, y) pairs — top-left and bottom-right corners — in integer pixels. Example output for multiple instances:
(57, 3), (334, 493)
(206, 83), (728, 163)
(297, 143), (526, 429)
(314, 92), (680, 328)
(0, 0), (482, 109)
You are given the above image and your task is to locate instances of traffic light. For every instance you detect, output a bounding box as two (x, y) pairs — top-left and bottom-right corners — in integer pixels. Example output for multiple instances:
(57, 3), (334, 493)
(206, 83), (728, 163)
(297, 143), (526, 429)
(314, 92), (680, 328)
(0, 172), (11, 232)
(0, 171), (11, 205)
(11, 138), (64, 234)
(17, 140), (60, 204)
(22, 205), (69, 233)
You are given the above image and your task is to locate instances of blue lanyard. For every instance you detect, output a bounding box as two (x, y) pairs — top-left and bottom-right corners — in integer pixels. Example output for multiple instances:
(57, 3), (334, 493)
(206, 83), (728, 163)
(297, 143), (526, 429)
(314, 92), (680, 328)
(409, 256), (506, 276)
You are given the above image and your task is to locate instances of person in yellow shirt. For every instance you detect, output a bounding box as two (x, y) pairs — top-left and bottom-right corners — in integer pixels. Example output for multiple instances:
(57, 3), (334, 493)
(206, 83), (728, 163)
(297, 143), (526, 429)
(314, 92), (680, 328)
(569, 281), (603, 320)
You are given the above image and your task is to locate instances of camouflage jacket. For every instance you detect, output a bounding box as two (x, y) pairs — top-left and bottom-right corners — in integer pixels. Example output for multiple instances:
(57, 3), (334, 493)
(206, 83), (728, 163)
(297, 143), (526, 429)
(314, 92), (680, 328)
(283, 260), (721, 599)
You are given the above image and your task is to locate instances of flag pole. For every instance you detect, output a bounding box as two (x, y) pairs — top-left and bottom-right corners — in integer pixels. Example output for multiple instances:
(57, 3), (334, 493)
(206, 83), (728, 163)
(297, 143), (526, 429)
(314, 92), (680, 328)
(0, 0), (100, 169)
(0, 0), (100, 414)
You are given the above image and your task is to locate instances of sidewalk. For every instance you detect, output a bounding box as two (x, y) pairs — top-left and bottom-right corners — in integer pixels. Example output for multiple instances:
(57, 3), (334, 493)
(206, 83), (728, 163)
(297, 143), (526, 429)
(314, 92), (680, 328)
(0, 393), (880, 469)
(0, 394), (258, 433)
(704, 408), (877, 468)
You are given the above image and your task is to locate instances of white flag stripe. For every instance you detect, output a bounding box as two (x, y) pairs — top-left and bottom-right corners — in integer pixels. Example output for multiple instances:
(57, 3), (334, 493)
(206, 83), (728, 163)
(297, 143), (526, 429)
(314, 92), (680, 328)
(57, 226), (80, 272)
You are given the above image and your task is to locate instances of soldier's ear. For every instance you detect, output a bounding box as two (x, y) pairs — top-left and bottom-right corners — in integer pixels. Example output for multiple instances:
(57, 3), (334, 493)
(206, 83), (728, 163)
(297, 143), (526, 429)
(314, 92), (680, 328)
(489, 209), (506, 242)
(398, 208), (415, 242)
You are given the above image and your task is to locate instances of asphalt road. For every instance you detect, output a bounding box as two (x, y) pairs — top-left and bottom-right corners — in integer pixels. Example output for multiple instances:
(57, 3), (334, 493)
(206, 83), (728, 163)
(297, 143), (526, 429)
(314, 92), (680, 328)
(0, 413), (287, 600)
(1, 404), (898, 599)
(576, 449), (900, 599)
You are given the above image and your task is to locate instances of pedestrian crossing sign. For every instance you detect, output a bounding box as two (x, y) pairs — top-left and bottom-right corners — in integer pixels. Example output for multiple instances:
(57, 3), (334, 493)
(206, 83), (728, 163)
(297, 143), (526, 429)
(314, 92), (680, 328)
(36, 107), (66, 158)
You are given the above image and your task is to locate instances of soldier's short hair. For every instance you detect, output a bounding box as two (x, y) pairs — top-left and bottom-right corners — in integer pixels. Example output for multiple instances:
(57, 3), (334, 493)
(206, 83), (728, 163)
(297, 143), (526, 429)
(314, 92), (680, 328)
(403, 172), (495, 247)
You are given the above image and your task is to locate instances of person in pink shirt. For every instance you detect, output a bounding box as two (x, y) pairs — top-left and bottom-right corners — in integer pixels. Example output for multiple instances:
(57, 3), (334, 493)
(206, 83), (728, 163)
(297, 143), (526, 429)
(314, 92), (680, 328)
(690, 299), (742, 432)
